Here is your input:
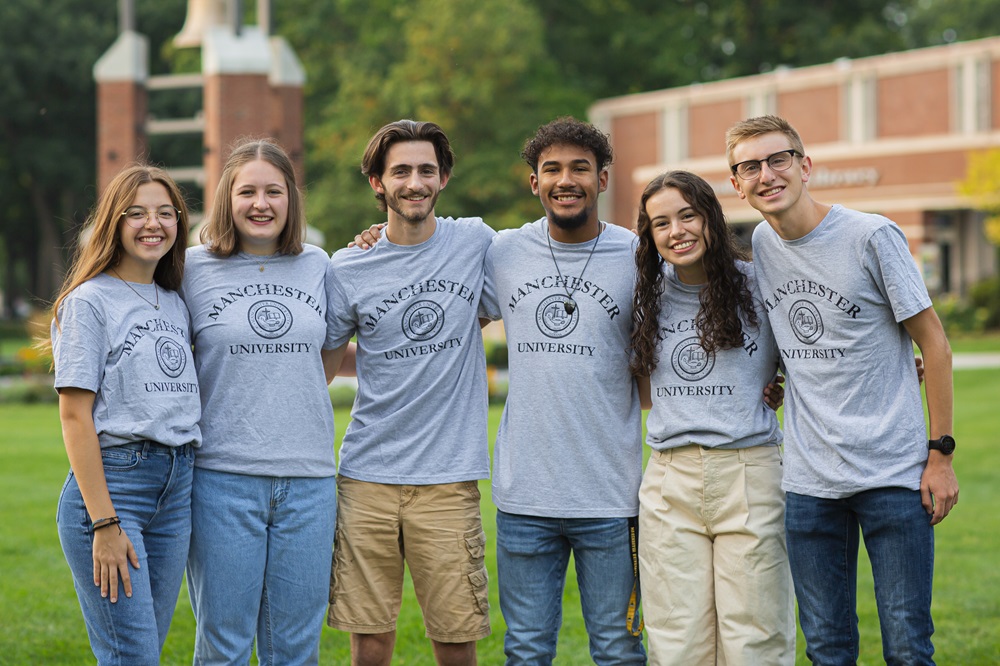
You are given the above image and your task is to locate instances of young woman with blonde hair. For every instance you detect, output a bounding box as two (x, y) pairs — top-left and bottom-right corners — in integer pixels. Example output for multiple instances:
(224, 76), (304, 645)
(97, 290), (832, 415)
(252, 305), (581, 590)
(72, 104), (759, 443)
(181, 138), (346, 664)
(51, 164), (201, 664)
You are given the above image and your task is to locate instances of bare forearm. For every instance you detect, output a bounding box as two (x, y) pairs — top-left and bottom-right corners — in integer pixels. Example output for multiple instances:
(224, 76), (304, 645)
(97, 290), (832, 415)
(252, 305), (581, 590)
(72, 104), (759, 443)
(60, 397), (115, 521)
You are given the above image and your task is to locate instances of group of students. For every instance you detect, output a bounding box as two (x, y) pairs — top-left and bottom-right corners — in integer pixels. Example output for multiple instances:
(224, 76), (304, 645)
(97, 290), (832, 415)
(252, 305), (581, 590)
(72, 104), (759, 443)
(47, 113), (957, 666)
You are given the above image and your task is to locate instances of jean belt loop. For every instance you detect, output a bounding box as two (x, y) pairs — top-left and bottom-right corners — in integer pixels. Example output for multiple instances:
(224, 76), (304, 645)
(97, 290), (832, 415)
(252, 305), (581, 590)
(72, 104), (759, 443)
(140, 440), (151, 459)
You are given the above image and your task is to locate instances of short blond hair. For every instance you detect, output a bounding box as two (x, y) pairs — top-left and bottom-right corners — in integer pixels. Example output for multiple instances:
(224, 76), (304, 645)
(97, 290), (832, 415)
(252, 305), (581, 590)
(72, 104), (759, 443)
(725, 115), (805, 164)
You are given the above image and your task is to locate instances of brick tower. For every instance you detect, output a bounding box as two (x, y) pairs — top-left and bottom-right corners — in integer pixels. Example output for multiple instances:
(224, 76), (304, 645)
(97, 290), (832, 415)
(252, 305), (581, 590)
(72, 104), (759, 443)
(94, 0), (305, 223)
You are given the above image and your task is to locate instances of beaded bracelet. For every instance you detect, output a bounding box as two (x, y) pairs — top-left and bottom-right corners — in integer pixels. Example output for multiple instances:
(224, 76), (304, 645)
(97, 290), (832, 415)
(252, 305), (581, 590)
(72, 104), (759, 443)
(91, 516), (122, 534)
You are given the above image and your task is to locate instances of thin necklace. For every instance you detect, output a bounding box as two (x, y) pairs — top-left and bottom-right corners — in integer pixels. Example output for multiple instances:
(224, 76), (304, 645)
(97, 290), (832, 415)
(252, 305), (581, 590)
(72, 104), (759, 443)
(545, 221), (602, 315)
(251, 252), (277, 272)
(109, 269), (159, 310)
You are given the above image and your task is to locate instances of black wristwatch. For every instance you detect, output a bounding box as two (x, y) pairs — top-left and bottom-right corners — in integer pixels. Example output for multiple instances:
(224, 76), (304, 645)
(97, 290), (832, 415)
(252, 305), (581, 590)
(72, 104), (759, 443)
(928, 435), (956, 455)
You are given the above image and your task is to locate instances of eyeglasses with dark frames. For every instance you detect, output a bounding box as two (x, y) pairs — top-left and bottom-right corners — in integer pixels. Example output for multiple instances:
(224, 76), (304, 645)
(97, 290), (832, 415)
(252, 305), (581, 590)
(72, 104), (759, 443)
(120, 206), (180, 228)
(730, 149), (802, 180)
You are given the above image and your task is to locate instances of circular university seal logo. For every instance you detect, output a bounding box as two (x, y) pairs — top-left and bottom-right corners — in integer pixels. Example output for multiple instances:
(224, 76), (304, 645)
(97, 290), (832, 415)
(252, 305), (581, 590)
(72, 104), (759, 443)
(788, 299), (823, 345)
(248, 300), (293, 339)
(401, 300), (444, 341)
(671, 336), (714, 381)
(155, 337), (186, 378)
(535, 294), (579, 339)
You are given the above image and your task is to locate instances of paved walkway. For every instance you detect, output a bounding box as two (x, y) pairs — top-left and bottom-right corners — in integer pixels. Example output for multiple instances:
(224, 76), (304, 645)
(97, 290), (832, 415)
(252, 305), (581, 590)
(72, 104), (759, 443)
(952, 352), (1000, 369)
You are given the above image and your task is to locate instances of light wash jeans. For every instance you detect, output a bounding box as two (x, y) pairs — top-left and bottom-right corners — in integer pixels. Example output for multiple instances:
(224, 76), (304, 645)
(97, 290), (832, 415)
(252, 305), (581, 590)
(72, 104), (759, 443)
(786, 488), (936, 666)
(57, 441), (194, 666)
(495, 510), (647, 666)
(187, 467), (336, 666)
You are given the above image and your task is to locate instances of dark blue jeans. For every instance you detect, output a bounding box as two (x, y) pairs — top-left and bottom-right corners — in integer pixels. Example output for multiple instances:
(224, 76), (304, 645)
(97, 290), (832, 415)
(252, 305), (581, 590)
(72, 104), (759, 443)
(785, 488), (935, 666)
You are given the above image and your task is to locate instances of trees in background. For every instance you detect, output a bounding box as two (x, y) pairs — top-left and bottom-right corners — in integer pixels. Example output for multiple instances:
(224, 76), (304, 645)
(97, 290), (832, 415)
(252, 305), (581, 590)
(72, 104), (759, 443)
(2, 0), (999, 310)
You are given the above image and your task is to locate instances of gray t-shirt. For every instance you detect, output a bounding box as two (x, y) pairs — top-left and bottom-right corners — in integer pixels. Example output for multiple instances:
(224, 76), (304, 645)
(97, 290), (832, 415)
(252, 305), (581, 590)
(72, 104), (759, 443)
(751, 204), (933, 499)
(52, 273), (202, 448)
(181, 244), (337, 477)
(326, 217), (495, 485)
(646, 261), (781, 451)
(482, 218), (643, 518)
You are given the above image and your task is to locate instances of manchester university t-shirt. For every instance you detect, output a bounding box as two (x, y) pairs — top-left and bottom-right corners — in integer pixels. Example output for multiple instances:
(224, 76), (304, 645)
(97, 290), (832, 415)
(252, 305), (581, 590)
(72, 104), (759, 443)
(182, 244), (338, 477)
(752, 205), (932, 499)
(645, 261), (781, 451)
(52, 273), (202, 449)
(326, 217), (495, 485)
(482, 219), (643, 519)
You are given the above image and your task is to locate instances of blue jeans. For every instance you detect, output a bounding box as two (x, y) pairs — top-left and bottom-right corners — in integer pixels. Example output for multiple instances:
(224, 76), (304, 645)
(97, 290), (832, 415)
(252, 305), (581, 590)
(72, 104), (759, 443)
(785, 488), (935, 666)
(187, 468), (336, 666)
(56, 442), (194, 666)
(496, 511), (647, 666)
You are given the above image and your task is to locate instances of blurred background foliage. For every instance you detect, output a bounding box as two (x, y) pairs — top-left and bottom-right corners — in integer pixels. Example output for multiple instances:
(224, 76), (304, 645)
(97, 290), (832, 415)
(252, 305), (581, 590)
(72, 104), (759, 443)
(2, 0), (1000, 311)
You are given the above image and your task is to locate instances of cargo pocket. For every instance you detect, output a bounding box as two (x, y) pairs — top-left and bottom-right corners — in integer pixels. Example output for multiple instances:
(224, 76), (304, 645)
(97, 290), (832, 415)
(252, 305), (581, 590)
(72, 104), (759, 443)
(464, 528), (489, 615)
(464, 528), (486, 562)
(467, 566), (490, 615)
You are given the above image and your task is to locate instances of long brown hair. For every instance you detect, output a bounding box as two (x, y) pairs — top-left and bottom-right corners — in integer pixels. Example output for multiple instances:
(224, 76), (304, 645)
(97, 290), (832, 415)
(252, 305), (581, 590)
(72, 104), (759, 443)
(630, 170), (757, 377)
(202, 138), (306, 256)
(51, 164), (190, 331)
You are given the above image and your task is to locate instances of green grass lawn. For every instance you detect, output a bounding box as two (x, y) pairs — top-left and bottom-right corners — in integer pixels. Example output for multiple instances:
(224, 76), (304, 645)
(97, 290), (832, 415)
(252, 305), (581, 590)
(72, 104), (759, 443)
(2, 368), (998, 664)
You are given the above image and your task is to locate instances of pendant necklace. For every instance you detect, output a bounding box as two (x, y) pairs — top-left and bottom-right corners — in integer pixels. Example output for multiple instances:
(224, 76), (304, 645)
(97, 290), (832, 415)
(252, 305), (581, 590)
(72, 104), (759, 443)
(253, 252), (277, 272)
(545, 221), (603, 315)
(109, 269), (159, 310)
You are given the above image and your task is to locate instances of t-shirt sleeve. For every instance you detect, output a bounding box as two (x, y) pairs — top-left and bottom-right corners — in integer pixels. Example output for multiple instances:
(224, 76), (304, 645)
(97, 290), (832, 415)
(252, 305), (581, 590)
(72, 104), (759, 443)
(325, 260), (358, 348)
(52, 296), (108, 393)
(863, 224), (933, 323)
(480, 239), (502, 321)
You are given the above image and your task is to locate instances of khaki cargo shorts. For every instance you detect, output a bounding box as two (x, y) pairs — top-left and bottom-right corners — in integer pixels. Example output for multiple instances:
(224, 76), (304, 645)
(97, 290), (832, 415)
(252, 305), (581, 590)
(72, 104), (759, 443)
(327, 476), (491, 643)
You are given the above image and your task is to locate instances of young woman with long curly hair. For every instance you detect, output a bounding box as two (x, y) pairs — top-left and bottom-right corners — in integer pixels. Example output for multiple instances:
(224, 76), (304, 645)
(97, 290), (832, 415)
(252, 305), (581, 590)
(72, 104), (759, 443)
(630, 170), (795, 665)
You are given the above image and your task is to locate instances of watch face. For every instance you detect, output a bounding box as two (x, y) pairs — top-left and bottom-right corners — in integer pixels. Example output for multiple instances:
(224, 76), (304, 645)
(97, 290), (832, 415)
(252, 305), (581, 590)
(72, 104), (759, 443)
(931, 435), (956, 454)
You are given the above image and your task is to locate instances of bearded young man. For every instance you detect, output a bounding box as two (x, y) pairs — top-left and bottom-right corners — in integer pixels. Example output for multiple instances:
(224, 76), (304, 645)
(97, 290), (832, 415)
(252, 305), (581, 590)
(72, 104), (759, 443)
(325, 120), (495, 666)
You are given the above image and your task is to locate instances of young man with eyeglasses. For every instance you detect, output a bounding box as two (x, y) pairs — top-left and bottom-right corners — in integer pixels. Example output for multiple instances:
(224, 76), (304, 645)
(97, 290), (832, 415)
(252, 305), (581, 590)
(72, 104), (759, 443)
(727, 114), (958, 665)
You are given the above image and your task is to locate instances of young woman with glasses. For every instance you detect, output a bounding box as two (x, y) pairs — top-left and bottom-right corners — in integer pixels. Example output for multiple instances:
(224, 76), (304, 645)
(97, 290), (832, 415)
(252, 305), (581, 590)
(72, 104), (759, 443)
(49, 165), (201, 664)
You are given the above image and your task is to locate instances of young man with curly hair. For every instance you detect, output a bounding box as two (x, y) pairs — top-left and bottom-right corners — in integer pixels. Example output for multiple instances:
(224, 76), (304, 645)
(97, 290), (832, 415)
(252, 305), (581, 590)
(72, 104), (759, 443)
(479, 117), (647, 665)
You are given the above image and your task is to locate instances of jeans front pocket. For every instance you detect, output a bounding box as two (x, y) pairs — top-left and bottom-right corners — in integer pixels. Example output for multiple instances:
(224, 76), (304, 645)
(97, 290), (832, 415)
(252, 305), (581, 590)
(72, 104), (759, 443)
(101, 446), (141, 472)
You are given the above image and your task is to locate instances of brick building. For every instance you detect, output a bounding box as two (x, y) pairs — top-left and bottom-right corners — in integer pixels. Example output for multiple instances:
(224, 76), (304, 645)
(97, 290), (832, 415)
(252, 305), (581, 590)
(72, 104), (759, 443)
(590, 36), (1000, 296)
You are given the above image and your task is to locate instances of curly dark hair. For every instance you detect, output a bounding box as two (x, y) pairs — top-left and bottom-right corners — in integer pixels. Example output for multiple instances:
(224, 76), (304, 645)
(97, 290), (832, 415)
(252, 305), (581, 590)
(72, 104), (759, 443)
(629, 171), (758, 377)
(521, 116), (613, 173)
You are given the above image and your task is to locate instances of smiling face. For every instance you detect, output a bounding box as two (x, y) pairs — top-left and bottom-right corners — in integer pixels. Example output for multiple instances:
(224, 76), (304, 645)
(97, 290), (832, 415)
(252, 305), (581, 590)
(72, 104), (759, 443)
(370, 141), (448, 227)
(729, 131), (811, 220)
(231, 159), (289, 255)
(115, 181), (178, 281)
(530, 143), (608, 233)
(647, 186), (709, 285)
